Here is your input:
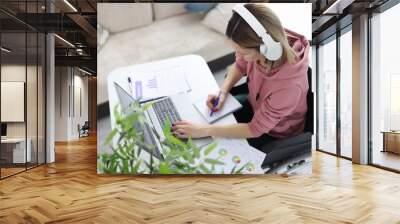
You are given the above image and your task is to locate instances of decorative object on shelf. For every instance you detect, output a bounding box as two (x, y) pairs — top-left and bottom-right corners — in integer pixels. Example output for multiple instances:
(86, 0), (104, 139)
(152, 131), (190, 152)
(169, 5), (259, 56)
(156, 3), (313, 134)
(381, 131), (400, 155)
(78, 121), (90, 138)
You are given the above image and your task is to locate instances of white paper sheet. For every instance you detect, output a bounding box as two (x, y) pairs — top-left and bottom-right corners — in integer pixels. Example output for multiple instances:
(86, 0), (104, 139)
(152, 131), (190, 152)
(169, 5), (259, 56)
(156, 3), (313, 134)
(126, 65), (191, 101)
(204, 138), (266, 174)
(193, 93), (242, 124)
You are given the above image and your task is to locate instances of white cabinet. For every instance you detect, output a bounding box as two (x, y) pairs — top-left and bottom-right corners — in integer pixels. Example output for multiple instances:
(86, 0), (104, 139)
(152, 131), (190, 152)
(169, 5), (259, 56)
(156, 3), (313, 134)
(1, 138), (32, 163)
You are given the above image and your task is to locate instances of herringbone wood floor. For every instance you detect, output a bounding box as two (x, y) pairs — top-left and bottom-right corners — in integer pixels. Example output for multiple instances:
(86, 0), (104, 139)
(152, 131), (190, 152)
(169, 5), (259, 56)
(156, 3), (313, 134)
(1, 134), (400, 224)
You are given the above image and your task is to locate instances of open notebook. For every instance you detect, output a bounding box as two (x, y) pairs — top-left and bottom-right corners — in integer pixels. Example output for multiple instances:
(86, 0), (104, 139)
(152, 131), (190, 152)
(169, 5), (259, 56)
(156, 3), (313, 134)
(193, 93), (242, 124)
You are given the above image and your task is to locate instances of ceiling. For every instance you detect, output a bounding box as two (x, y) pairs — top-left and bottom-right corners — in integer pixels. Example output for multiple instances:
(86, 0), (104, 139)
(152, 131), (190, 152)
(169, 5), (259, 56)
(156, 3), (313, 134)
(0, 0), (98, 75)
(0, 0), (395, 75)
(308, 0), (390, 43)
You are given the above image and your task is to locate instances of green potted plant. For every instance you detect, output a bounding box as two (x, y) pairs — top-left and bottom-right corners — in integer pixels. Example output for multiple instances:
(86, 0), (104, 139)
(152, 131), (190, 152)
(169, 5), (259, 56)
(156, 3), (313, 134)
(98, 101), (255, 174)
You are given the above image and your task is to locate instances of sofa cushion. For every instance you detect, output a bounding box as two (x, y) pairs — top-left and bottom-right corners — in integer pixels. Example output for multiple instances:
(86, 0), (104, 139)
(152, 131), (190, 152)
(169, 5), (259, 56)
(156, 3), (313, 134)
(185, 3), (217, 13)
(201, 3), (236, 35)
(153, 3), (187, 20)
(97, 3), (153, 33)
(97, 13), (234, 104)
(97, 23), (109, 52)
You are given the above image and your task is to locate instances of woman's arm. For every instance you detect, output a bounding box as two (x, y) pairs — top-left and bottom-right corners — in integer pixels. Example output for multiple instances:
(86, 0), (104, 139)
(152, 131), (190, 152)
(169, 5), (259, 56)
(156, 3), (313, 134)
(204, 123), (254, 138)
(172, 121), (255, 139)
(206, 63), (246, 111)
(220, 64), (245, 94)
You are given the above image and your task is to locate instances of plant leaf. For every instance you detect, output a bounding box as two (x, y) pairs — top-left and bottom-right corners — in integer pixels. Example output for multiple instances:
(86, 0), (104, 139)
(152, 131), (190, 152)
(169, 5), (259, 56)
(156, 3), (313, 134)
(235, 163), (248, 174)
(131, 160), (141, 174)
(159, 162), (171, 174)
(204, 158), (225, 166)
(104, 129), (118, 146)
(204, 142), (217, 156)
(199, 164), (211, 173)
(121, 159), (130, 173)
(230, 165), (237, 174)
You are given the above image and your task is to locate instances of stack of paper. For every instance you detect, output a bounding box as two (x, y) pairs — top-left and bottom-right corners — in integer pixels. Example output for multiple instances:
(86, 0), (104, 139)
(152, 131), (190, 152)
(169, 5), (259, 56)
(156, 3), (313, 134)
(193, 93), (242, 123)
(126, 65), (191, 102)
(204, 138), (266, 174)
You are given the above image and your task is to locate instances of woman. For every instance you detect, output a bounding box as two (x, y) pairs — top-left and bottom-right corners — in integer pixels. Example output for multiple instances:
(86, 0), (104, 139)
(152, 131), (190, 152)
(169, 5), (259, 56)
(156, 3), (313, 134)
(172, 3), (309, 149)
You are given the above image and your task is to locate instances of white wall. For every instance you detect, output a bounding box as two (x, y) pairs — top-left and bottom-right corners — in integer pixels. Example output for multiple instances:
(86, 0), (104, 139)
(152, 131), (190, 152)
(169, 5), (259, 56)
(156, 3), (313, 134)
(311, 45), (316, 150)
(1, 64), (46, 164)
(72, 73), (89, 138)
(1, 65), (37, 138)
(1, 65), (26, 142)
(55, 66), (69, 141)
(54, 67), (89, 141)
(266, 3), (312, 40)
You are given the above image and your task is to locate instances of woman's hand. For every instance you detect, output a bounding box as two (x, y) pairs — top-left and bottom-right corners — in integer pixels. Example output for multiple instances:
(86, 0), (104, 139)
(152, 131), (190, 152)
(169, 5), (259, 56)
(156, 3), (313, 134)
(171, 120), (210, 139)
(206, 91), (227, 112)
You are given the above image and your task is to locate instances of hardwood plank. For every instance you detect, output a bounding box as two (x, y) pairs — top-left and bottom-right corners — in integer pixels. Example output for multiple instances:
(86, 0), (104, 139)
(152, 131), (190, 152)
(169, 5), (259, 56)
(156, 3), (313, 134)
(0, 134), (400, 223)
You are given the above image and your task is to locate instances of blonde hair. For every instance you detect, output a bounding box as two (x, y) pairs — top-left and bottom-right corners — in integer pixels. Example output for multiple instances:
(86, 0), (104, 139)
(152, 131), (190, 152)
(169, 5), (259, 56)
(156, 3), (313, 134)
(225, 3), (297, 64)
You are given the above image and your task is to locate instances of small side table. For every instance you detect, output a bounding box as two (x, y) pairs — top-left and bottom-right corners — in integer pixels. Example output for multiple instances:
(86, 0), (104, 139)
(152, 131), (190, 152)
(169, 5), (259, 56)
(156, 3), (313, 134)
(381, 131), (400, 154)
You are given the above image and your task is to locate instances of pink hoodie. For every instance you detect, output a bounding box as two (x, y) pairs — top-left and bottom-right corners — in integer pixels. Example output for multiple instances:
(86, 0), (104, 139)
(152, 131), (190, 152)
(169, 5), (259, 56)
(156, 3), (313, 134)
(235, 29), (309, 138)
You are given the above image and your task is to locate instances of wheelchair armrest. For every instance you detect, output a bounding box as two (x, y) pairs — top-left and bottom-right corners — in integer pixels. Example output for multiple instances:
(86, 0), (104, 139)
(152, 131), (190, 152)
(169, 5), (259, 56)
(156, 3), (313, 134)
(261, 132), (312, 169)
(260, 132), (312, 154)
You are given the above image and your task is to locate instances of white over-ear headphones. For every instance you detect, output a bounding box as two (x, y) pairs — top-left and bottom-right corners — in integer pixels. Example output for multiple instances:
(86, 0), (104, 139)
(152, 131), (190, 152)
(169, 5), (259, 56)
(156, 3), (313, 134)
(232, 4), (283, 61)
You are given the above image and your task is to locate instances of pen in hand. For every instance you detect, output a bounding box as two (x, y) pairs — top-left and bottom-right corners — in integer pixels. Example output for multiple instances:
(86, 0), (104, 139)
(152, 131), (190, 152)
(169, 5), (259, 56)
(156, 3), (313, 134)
(210, 92), (221, 117)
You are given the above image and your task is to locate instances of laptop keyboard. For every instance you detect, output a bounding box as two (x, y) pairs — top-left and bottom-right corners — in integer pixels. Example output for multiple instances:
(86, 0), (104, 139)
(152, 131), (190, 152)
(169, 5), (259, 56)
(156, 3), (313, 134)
(153, 97), (181, 128)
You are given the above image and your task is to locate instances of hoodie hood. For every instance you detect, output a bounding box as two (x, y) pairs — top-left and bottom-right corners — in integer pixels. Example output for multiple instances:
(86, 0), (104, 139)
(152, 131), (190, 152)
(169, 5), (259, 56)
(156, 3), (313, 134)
(233, 28), (310, 138)
(258, 28), (310, 80)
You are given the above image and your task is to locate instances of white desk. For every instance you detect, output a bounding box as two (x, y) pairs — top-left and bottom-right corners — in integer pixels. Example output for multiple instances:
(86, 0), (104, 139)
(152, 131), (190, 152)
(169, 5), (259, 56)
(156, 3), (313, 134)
(1, 138), (32, 163)
(107, 55), (266, 174)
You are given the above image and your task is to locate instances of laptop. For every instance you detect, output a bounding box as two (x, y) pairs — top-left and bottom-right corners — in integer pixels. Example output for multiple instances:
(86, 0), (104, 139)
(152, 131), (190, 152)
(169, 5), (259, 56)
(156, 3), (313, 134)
(113, 82), (213, 160)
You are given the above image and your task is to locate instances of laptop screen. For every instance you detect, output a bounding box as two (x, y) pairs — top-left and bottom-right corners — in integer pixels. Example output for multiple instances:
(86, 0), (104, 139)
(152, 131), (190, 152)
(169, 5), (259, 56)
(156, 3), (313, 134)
(113, 82), (164, 160)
